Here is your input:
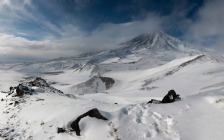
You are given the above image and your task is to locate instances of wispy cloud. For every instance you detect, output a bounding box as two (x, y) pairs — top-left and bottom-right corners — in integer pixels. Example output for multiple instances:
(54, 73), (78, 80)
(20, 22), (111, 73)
(0, 0), (167, 62)
(0, 13), (164, 62)
(185, 0), (224, 52)
(0, 0), (223, 62)
(0, 33), (48, 49)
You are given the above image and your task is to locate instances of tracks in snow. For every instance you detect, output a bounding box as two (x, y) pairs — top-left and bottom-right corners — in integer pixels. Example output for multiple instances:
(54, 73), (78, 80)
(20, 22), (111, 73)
(117, 104), (181, 140)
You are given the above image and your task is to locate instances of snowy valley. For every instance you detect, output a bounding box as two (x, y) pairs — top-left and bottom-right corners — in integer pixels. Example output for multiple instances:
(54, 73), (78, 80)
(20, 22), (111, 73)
(1, 32), (224, 140)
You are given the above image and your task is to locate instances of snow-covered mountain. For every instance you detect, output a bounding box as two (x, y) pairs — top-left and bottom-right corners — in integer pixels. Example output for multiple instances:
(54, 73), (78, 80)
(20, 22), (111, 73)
(1, 31), (213, 94)
(0, 32), (224, 140)
(0, 32), (211, 72)
(120, 31), (191, 51)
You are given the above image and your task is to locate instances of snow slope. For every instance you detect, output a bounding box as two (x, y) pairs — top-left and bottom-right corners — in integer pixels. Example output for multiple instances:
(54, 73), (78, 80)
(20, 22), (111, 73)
(1, 32), (224, 140)
(1, 58), (224, 140)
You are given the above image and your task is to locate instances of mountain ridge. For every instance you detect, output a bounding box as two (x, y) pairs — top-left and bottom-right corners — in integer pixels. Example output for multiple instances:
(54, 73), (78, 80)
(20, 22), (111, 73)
(0, 31), (214, 72)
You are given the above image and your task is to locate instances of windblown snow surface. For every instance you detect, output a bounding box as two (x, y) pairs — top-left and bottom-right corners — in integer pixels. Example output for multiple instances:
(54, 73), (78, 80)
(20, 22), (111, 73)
(1, 32), (224, 140)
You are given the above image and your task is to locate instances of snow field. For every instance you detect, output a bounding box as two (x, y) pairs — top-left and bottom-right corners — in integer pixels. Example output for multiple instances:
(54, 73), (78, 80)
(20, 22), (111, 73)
(0, 54), (224, 140)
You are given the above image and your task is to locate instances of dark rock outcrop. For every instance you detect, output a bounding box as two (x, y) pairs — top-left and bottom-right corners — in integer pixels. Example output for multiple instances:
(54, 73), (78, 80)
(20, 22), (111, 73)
(28, 77), (63, 94)
(70, 108), (108, 136)
(73, 76), (115, 94)
(161, 89), (179, 103)
(14, 84), (34, 97)
(14, 101), (19, 106)
(147, 89), (181, 104)
(29, 77), (49, 87)
(99, 77), (115, 90)
(57, 127), (66, 133)
(8, 77), (63, 97)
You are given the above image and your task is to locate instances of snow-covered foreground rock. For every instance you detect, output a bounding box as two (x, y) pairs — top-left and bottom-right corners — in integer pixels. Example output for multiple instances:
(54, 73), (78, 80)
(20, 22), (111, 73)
(1, 32), (224, 140)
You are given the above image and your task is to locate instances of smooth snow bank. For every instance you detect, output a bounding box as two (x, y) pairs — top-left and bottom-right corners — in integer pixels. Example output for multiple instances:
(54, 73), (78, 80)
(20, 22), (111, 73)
(118, 54), (142, 63)
(101, 57), (120, 64)
(100, 54), (142, 64)
(0, 70), (23, 91)
(103, 55), (205, 93)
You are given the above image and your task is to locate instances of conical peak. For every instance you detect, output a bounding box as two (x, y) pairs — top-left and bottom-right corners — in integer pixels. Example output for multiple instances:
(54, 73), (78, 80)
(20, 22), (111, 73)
(120, 31), (171, 47)
(117, 31), (196, 53)
(136, 31), (167, 38)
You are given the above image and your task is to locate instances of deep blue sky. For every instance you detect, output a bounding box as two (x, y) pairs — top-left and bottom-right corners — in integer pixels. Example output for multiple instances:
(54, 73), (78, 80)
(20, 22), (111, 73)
(34, 0), (203, 31)
(0, 0), (223, 62)
(7, 0), (204, 38)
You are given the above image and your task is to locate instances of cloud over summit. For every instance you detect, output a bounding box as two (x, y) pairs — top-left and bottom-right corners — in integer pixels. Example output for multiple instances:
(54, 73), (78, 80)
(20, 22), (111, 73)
(0, 0), (223, 62)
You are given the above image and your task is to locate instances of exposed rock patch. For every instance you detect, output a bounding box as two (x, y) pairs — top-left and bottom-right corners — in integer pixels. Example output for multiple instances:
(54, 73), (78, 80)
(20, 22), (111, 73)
(29, 77), (49, 87)
(57, 127), (66, 133)
(6, 77), (63, 98)
(99, 77), (115, 90)
(27, 77), (64, 94)
(72, 76), (115, 94)
(148, 90), (181, 104)
(70, 108), (108, 136)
